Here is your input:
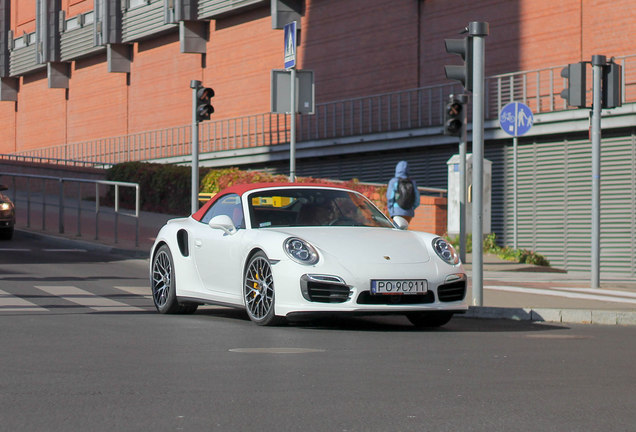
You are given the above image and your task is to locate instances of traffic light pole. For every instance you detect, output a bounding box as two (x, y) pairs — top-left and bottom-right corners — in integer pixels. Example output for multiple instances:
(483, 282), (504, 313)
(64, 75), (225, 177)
(591, 55), (605, 289)
(457, 94), (469, 264)
(469, 21), (489, 307)
(190, 80), (201, 214)
(560, 55), (622, 289)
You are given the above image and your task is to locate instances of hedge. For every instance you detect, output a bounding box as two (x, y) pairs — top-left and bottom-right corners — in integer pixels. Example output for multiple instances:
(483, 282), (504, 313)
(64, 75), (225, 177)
(106, 162), (388, 215)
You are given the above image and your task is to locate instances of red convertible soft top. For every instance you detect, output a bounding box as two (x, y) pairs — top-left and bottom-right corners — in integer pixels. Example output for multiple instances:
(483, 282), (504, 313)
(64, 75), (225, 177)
(191, 182), (347, 222)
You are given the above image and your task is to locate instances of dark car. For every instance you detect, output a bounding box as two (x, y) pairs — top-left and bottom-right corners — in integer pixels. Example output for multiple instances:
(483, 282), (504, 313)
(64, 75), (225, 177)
(0, 184), (15, 240)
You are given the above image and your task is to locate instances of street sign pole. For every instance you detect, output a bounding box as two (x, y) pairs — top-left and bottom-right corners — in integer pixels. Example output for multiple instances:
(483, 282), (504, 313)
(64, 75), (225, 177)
(499, 101), (533, 251)
(469, 21), (489, 307)
(290, 67), (296, 182)
(190, 80), (201, 214)
(512, 103), (518, 250)
(284, 21), (297, 182)
(591, 55), (605, 289)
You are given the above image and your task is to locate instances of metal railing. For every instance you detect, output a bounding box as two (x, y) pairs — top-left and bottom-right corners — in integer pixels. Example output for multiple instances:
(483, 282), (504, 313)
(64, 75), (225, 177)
(9, 54), (636, 165)
(0, 172), (140, 246)
(0, 153), (112, 169)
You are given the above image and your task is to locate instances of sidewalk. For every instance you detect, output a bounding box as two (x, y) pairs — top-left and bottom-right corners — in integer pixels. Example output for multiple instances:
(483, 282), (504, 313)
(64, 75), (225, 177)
(463, 253), (636, 326)
(13, 208), (636, 326)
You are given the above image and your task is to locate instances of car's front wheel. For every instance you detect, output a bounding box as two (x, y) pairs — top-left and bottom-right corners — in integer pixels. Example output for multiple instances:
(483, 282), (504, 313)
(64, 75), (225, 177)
(243, 251), (283, 326)
(151, 245), (198, 314)
(406, 311), (453, 328)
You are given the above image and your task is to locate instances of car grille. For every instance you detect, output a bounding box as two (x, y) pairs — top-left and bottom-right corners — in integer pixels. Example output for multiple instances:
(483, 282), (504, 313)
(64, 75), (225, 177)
(300, 274), (352, 303)
(437, 279), (467, 302)
(356, 291), (435, 305)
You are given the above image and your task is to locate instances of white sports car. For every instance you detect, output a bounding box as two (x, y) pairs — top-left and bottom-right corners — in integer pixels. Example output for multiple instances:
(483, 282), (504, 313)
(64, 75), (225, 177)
(149, 183), (467, 327)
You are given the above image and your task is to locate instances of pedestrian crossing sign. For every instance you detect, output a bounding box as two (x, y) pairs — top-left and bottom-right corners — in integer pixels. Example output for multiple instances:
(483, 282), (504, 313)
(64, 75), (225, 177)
(284, 21), (297, 69)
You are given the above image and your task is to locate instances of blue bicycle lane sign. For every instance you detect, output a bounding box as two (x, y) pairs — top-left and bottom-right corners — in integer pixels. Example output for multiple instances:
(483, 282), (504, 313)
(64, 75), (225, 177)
(499, 102), (533, 137)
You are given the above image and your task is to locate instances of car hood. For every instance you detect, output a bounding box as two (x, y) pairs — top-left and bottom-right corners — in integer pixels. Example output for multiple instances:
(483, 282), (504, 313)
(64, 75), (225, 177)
(269, 227), (432, 264)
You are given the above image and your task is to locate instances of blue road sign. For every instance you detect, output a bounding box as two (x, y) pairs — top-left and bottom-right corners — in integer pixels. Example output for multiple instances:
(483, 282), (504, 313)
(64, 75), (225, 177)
(499, 102), (533, 137)
(284, 21), (297, 69)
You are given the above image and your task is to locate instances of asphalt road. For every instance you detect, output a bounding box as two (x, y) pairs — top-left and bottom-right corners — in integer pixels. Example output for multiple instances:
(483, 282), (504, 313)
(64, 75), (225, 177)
(2, 232), (636, 431)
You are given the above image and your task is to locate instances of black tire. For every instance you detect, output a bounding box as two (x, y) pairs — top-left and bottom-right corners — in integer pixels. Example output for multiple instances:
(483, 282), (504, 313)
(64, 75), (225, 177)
(151, 245), (198, 314)
(243, 251), (283, 326)
(0, 227), (14, 240)
(406, 311), (453, 328)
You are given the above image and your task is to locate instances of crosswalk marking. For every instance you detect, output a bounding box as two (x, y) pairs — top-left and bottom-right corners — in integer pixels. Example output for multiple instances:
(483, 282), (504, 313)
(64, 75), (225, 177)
(0, 289), (48, 312)
(34, 286), (146, 312)
(114, 286), (151, 298)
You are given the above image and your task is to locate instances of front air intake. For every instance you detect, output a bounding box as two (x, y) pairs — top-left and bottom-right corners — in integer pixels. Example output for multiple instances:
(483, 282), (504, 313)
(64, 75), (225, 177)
(437, 279), (467, 302)
(300, 274), (352, 303)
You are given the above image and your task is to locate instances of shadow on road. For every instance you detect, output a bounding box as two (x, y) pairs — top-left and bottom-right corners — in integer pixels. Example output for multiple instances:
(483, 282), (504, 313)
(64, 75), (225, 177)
(192, 308), (568, 333)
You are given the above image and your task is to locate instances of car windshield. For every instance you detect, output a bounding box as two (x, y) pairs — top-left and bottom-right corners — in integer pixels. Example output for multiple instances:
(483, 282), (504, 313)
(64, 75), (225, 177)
(248, 188), (394, 229)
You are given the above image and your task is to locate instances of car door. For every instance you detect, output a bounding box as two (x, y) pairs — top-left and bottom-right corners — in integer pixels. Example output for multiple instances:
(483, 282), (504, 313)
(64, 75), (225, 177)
(193, 194), (246, 301)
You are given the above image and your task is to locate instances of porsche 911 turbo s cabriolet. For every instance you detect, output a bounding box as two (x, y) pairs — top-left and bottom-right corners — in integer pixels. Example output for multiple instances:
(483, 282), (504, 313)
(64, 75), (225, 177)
(150, 183), (467, 327)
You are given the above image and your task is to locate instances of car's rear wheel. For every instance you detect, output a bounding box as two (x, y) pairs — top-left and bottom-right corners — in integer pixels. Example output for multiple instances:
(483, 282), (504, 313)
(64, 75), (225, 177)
(151, 245), (198, 314)
(406, 311), (453, 328)
(243, 251), (283, 326)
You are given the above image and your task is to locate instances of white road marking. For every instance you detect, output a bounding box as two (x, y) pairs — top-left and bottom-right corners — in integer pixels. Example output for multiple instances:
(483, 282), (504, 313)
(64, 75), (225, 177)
(551, 286), (636, 299)
(35, 286), (145, 312)
(0, 289), (48, 312)
(114, 286), (151, 297)
(485, 285), (636, 305)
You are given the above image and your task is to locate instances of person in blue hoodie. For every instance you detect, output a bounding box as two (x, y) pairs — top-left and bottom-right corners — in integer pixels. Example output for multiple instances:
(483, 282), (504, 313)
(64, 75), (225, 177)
(386, 160), (420, 226)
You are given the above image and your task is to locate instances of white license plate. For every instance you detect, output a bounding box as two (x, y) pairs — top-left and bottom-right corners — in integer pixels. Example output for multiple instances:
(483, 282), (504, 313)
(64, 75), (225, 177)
(370, 279), (428, 295)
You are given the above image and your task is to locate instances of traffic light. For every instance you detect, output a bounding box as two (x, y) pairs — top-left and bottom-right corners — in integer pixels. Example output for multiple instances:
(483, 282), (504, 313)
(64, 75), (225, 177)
(196, 85), (214, 122)
(444, 97), (463, 136)
(444, 37), (472, 91)
(602, 61), (622, 109)
(560, 62), (586, 108)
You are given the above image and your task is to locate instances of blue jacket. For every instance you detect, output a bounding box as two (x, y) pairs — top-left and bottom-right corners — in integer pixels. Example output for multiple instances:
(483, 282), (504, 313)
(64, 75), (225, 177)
(387, 161), (420, 217)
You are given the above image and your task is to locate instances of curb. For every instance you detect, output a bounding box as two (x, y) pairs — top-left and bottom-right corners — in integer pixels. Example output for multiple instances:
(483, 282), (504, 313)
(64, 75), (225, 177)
(464, 306), (636, 326)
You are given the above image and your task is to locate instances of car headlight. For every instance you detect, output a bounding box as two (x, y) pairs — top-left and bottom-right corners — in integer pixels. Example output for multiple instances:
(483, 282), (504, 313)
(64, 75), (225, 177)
(284, 237), (319, 265)
(432, 237), (459, 265)
(0, 203), (10, 211)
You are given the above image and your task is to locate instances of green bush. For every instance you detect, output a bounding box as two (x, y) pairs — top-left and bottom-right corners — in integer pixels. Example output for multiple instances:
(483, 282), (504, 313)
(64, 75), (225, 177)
(106, 162), (208, 215)
(105, 163), (389, 216)
(446, 232), (550, 267)
(199, 168), (388, 211)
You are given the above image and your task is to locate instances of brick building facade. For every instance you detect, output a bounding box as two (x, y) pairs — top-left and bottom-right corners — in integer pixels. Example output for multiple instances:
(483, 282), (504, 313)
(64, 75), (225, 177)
(0, 0), (634, 154)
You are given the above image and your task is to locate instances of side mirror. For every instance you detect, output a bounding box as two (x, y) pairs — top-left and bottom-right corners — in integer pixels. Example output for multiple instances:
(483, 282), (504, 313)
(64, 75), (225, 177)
(392, 215), (409, 230)
(208, 214), (237, 235)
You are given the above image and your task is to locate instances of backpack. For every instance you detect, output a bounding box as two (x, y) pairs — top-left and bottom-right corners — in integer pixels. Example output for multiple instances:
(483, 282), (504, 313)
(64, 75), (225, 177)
(396, 178), (415, 209)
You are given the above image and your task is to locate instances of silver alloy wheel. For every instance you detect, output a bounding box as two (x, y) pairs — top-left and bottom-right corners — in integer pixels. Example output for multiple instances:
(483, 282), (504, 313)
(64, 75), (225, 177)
(244, 255), (275, 321)
(152, 249), (171, 308)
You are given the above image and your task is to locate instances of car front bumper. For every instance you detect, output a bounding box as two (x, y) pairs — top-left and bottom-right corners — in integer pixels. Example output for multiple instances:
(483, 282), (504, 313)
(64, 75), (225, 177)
(271, 259), (468, 317)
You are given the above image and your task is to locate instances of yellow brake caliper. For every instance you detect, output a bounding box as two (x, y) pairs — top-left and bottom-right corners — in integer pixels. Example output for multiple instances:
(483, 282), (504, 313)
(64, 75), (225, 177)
(253, 273), (259, 297)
